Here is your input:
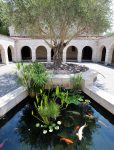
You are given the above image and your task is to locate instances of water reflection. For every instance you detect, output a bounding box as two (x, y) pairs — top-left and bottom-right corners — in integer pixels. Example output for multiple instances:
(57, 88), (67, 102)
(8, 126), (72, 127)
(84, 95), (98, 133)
(17, 102), (99, 150)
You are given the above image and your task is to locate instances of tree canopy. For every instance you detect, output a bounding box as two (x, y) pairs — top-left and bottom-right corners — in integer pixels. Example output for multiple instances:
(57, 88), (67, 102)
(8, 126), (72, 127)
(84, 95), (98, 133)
(0, 1), (9, 35)
(1, 0), (112, 41)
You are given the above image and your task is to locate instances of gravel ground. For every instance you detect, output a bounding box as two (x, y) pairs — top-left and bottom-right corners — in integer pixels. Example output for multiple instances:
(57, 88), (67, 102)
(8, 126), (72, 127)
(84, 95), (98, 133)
(0, 64), (20, 97)
(0, 72), (20, 97)
(44, 63), (88, 74)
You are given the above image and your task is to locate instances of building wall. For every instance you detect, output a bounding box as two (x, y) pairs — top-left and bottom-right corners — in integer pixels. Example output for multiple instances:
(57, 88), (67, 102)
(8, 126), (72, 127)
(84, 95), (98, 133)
(36, 46), (47, 60)
(66, 46), (78, 61)
(1, 34), (114, 65)
(0, 34), (15, 64)
(98, 36), (114, 64)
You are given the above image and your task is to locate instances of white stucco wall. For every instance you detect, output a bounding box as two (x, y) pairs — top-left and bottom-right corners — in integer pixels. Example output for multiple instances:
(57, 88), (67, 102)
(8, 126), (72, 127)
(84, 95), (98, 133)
(98, 36), (114, 64)
(0, 35), (15, 64)
(1, 34), (114, 65)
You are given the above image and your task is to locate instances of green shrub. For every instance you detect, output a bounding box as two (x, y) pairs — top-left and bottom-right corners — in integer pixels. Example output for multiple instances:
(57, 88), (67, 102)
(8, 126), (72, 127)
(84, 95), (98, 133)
(16, 62), (48, 96)
(70, 74), (82, 93)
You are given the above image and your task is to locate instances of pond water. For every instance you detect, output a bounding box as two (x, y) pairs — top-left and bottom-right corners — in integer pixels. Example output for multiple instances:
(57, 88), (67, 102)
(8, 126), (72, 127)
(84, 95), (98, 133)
(0, 95), (114, 150)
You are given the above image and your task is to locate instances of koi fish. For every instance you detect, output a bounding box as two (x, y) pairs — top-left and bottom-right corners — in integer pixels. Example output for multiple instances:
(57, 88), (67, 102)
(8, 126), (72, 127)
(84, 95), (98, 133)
(84, 114), (94, 119)
(76, 123), (87, 141)
(74, 125), (80, 131)
(0, 139), (8, 149)
(60, 137), (74, 144)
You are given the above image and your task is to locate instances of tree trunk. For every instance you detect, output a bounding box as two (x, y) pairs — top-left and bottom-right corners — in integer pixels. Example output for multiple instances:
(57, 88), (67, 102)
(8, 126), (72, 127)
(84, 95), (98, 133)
(53, 42), (64, 68)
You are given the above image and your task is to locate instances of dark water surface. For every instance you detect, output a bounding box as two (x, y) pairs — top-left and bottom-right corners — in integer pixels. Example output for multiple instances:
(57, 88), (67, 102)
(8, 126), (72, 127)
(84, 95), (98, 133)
(0, 96), (114, 150)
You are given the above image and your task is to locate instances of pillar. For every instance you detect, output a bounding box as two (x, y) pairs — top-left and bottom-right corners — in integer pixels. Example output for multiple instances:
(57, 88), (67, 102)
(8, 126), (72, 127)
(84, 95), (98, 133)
(32, 48), (36, 62)
(105, 48), (111, 65)
(77, 48), (82, 62)
(47, 48), (51, 62)
(63, 47), (67, 63)
(1, 48), (9, 64)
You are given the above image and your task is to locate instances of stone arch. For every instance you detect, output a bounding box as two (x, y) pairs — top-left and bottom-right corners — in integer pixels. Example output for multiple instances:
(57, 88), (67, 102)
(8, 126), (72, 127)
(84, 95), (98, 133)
(100, 46), (106, 63)
(36, 46), (47, 61)
(111, 50), (114, 64)
(82, 46), (92, 61)
(7, 46), (14, 61)
(108, 44), (114, 64)
(51, 49), (54, 61)
(66, 46), (78, 62)
(0, 45), (4, 63)
(21, 46), (32, 60)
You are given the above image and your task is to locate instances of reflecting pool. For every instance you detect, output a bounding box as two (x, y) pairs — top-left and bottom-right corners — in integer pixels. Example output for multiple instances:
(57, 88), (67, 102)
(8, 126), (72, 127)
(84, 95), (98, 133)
(0, 95), (114, 150)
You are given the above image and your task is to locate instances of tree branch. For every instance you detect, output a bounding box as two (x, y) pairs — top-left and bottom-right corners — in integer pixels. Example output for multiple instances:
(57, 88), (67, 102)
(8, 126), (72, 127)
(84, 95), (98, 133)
(65, 27), (86, 46)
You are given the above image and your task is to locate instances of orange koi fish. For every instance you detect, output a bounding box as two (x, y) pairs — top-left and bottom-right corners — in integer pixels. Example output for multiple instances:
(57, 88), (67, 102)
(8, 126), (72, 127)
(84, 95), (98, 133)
(60, 137), (74, 144)
(74, 125), (80, 131)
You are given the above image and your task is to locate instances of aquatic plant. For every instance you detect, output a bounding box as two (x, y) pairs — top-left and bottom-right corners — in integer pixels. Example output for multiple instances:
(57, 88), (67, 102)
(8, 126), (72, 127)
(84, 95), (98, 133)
(70, 74), (82, 93)
(65, 94), (84, 106)
(32, 93), (60, 125)
(16, 62), (48, 96)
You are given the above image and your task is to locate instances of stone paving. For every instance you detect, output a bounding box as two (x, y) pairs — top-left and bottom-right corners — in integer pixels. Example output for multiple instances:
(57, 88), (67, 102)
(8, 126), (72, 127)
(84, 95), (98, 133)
(0, 63), (20, 97)
(78, 62), (114, 96)
(0, 62), (114, 97)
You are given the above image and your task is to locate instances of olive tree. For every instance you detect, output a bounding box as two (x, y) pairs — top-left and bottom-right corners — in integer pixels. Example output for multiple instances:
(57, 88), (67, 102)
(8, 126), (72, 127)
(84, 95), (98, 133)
(0, 1), (9, 35)
(1, 0), (112, 67)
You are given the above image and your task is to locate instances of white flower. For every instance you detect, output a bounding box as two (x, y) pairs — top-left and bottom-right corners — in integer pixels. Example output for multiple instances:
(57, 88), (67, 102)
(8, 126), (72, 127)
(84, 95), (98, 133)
(49, 129), (53, 132)
(57, 121), (62, 125)
(55, 126), (59, 130)
(43, 130), (47, 134)
(41, 125), (44, 127)
(36, 123), (40, 128)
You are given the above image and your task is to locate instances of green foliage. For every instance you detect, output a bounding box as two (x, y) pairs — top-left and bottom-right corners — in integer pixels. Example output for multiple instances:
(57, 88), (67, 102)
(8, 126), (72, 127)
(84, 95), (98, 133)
(16, 63), (21, 70)
(0, 0), (112, 67)
(70, 74), (82, 93)
(66, 94), (84, 105)
(33, 93), (60, 125)
(2, 0), (111, 38)
(17, 62), (48, 95)
(53, 86), (69, 107)
(0, 1), (9, 35)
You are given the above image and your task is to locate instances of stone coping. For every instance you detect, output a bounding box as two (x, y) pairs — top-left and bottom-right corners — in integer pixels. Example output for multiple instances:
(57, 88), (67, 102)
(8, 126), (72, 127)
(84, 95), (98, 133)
(83, 85), (114, 115)
(0, 86), (28, 117)
(0, 68), (114, 117)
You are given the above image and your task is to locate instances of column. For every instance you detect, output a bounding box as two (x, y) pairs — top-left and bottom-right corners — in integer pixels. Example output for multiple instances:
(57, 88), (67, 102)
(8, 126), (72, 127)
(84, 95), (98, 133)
(63, 47), (67, 63)
(1, 48), (9, 64)
(32, 48), (36, 62)
(92, 49), (97, 62)
(47, 48), (51, 62)
(105, 48), (112, 65)
(77, 48), (82, 62)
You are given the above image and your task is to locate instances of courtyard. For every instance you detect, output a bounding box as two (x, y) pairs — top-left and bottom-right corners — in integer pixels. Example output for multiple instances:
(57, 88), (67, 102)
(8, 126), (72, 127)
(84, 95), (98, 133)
(0, 0), (114, 149)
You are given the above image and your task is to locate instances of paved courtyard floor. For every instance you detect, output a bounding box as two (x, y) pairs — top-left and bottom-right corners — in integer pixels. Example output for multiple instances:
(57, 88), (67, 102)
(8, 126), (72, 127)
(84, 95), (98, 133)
(0, 62), (114, 97)
(0, 63), (20, 97)
(79, 62), (114, 96)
